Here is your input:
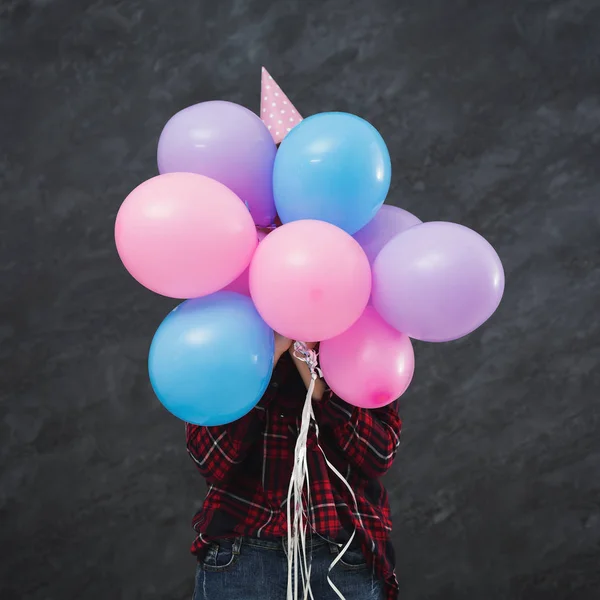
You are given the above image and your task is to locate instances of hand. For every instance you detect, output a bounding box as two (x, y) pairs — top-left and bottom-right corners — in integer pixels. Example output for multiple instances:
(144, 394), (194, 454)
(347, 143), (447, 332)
(274, 332), (292, 361)
(287, 341), (325, 401)
(289, 341), (317, 354)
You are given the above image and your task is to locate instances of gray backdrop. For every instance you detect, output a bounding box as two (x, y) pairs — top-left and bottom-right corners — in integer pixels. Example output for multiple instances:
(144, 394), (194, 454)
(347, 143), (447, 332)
(1, 0), (599, 598)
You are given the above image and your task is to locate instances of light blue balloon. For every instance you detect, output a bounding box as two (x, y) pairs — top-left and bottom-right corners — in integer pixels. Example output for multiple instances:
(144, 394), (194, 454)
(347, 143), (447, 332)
(148, 292), (275, 426)
(273, 112), (392, 234)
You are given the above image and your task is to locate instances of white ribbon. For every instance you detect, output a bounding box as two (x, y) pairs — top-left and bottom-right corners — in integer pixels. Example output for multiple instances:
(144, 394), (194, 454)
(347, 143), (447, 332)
(286, 343), (360, 600)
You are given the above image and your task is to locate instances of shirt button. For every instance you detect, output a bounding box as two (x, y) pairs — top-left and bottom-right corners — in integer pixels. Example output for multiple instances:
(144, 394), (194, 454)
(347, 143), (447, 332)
(271, 381), (279, 389)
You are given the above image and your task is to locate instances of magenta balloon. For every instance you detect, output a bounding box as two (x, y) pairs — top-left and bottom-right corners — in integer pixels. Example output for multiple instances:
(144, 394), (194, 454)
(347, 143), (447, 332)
(222, 229), (268, 296)
(372, 222), (505, 342)
(353, 205), (422, 264)
(115, 173), (257, 299)
(320, 306), (415, 408)
(250, 220), (371, 342)
(157, 101), (277, 226)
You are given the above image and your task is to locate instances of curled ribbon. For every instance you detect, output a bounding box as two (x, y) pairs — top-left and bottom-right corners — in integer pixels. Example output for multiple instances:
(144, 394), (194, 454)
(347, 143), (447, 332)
(286, 342), (359, 600)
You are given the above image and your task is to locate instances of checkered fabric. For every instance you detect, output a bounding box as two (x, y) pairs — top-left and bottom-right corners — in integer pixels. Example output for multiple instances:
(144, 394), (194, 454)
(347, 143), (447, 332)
(186, 351), (402, 599)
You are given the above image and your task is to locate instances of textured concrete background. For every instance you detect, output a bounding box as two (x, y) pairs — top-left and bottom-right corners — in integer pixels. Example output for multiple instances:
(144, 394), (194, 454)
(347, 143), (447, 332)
(1, 0), (599, 598)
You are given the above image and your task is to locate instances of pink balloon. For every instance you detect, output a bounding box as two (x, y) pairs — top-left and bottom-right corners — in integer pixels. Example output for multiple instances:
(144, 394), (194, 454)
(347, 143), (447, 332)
(249, 220), (371, 341)
(353, 204), (422, 265)
(320, 306), (415, 408)
(115, 173), (257, 299)
(222, 229), (268, 296)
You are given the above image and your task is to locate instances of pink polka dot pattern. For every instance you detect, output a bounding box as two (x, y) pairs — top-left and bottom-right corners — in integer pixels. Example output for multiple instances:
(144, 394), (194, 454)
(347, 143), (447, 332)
(260, 66), (303, 144)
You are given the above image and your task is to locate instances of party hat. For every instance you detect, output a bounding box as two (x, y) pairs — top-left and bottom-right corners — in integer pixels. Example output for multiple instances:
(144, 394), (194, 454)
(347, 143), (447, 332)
(260, 67), (303, 144)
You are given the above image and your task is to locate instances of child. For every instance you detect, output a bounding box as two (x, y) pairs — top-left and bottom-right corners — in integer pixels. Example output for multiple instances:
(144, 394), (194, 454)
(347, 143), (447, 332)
(186, 333), (402, 600)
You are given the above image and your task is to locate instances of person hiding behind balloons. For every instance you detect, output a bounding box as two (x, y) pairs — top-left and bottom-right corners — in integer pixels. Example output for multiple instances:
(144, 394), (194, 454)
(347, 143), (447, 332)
(186, 330), (402, 600)
(119, 65), (503, 600)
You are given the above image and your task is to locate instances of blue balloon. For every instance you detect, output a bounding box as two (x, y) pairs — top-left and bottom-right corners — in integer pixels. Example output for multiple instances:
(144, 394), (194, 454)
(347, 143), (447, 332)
(148, 292), (275, 426)
(273, 112), (391, 234)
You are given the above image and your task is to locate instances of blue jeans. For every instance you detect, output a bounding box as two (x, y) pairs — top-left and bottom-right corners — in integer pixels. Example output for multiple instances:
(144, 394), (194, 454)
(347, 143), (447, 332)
(193, 536), (384, 600)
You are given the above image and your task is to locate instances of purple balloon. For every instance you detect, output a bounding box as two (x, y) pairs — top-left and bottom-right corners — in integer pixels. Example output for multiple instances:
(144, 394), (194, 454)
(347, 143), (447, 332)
(372, 222), (505, 342)
(157, 101), (277, 226)
(353, 205), (422, 264)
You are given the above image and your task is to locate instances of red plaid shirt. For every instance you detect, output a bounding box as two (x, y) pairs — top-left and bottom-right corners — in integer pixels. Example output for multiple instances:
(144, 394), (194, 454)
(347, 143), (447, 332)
(186, 351), (402, 599)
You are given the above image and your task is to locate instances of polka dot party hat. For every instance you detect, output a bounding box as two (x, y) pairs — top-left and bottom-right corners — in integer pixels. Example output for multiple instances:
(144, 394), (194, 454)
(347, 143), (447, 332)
(260, 67), (303, 144)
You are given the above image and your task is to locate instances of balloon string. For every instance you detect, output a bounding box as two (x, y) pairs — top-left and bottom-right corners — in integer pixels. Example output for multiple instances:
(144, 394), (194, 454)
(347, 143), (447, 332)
(286, 342), (355, 600)
(292, 342), (322, 378)
(286, 341), (317, 600)
(316, 443), (361, 599)
(257, 222), (278, 232)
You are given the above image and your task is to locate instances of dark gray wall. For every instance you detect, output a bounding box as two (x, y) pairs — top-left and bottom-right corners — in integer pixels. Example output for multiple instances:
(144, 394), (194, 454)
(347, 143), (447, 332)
(1, 0), (599, 598)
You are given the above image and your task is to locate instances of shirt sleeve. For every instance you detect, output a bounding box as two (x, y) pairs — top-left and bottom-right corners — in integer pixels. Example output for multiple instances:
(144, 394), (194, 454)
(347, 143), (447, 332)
(185, 356), (292, 484)
(185, 398), (269, 485)
(313, 391), (402, 480)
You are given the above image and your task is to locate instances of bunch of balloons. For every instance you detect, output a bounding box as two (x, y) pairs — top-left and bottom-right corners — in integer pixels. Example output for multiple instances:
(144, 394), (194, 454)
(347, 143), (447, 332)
(115, 100), (505, 426)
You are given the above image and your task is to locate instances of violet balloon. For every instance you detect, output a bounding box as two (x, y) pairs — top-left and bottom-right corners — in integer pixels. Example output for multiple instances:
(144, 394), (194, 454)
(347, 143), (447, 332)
(372, 222), (505, 342)
(157, 101), (277, 226)
(320, 307), (415, 409)
(353, 205), (422, 265)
